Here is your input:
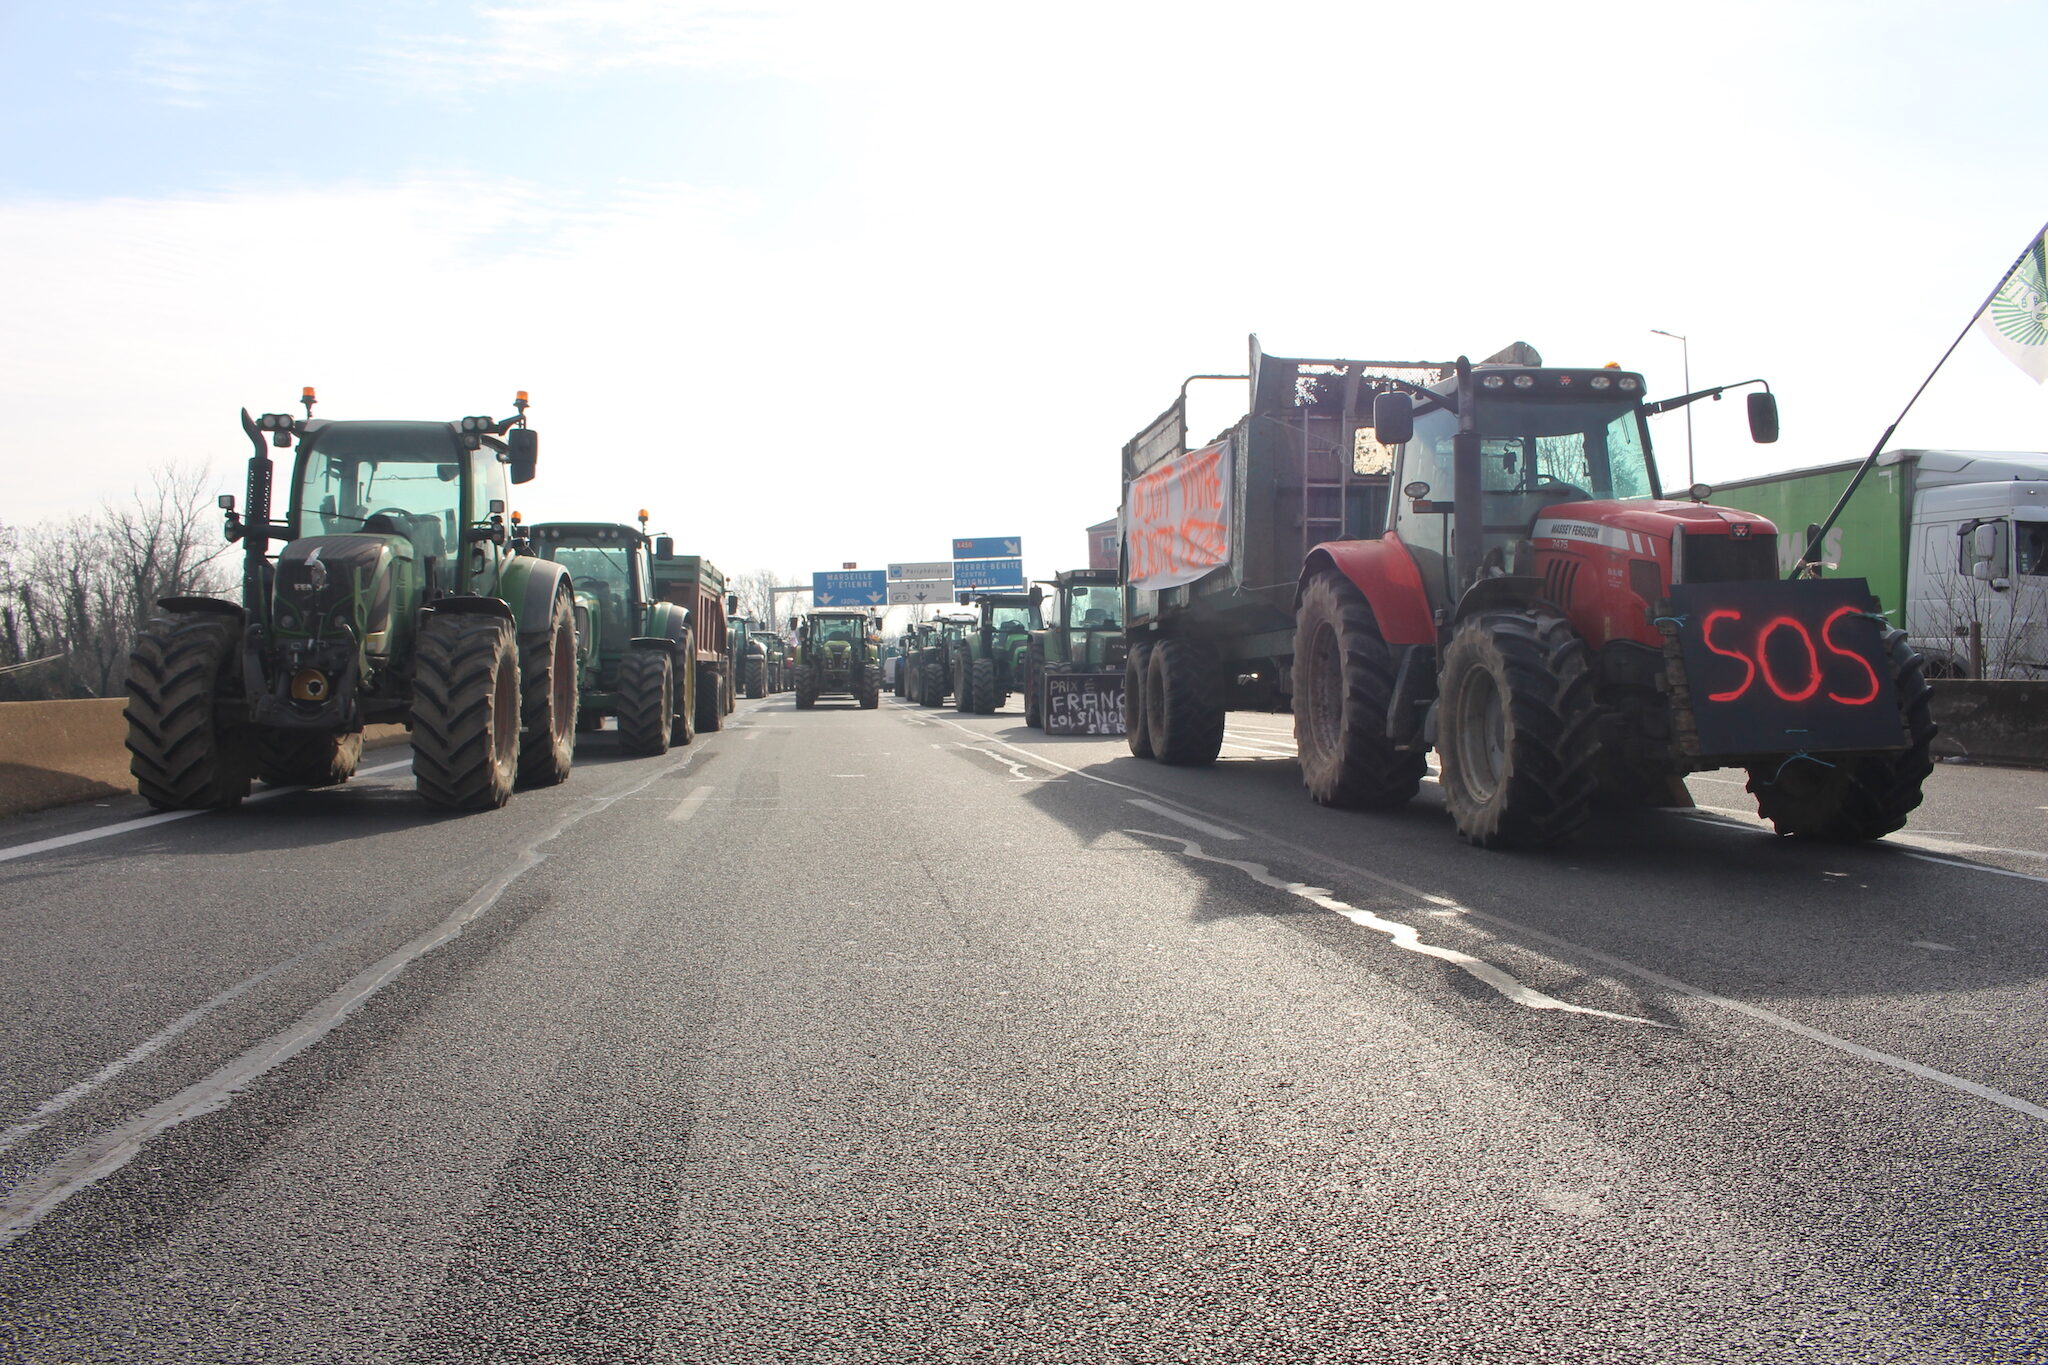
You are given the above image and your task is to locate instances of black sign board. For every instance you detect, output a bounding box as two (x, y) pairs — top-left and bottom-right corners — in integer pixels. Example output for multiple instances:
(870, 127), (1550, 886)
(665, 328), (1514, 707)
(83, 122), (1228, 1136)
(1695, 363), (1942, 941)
(1044, 672), (1127, 736)
(1666, 579), (1906, 758)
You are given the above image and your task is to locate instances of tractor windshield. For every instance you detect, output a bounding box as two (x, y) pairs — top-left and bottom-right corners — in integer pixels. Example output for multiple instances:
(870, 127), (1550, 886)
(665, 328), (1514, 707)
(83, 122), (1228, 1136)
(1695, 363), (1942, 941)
(1062, 584), (1122, 631)
(294, 425), (467, 556)
(1404, 397), (1658, 504)
(812, 616), (863, 645)
(547, 544), (639, 641)
(988, 605), (1037, 633)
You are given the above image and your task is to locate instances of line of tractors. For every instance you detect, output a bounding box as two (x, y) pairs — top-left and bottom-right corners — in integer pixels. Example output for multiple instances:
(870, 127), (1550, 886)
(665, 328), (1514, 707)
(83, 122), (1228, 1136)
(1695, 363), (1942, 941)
(888, 570), (1126, 726)
(122, 389), (815, 815)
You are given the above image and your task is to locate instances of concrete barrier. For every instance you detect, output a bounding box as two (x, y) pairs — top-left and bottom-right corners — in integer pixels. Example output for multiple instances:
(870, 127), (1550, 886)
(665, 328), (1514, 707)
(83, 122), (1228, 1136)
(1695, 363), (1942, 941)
(1927, 680), (2047, 769)
(0, 700), (410, 818)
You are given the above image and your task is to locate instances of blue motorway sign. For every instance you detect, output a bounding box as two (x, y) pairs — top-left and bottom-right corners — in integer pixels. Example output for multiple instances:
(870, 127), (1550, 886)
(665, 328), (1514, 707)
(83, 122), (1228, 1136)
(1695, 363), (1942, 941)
(952, 536), (1022, 559)
(953, 557), (1026, 590)
(811, 569), (888, 606)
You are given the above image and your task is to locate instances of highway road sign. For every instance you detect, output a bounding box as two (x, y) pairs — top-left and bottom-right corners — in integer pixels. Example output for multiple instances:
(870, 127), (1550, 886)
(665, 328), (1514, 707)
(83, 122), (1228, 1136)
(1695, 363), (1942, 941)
(811, 569), (888, 606)
(953, 558), (1026, 589)
(885, 578), (954, 605)
(888, 561), (954, 581)
(952, 536), (1022, 559)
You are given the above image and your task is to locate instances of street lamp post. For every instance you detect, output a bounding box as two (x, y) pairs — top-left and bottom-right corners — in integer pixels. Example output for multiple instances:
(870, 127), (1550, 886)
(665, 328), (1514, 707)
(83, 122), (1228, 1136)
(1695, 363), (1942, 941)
(1651, 328), (1693, 488)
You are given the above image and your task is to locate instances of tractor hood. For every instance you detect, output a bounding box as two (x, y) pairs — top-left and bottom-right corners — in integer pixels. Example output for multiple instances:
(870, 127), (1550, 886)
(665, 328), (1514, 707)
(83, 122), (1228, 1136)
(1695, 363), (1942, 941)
(1531, 498), (1775, 552)
(271, 534), (407, 647)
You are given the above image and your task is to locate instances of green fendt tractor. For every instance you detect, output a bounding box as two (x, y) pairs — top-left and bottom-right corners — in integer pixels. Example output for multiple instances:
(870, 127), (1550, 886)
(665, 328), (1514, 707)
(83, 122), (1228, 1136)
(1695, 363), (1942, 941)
(915, 614), (976, 708)
(895, 624), (933, 700)
(1024, 569), (1128, 731)
(954, 590), (1043, 714)
(126, 388), (578, 812)
(793, 609), (882, 709)
(523, 520), (696, 755)
(732, 614), (769, 699)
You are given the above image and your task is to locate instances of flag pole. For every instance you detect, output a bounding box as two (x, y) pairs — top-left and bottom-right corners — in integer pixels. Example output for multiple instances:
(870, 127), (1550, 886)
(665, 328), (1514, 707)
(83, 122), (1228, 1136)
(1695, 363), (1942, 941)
(1789, 220), (2048, 577)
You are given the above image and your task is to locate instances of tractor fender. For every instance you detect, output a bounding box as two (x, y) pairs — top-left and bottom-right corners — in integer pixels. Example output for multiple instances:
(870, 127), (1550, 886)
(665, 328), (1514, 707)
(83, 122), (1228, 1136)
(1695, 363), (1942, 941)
(1451, 576), (1552, 624)
(156, 594), (244, 619)
(628, 637), (681, 654)
(1299, 537), (1435, 646)
(496, 555), (572, 635)
(426, 595), (515, 621)
(645, 601), (693, 651)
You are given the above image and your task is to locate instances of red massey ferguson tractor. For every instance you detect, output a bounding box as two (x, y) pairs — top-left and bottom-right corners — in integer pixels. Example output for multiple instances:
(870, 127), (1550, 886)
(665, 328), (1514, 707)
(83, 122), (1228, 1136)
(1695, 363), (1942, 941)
(1121, 339), (1934, 849)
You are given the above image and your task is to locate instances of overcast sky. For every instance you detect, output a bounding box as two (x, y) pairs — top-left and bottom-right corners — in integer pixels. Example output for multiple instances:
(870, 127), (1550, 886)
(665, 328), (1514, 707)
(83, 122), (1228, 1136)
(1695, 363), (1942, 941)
(4, 0), (2044, 613)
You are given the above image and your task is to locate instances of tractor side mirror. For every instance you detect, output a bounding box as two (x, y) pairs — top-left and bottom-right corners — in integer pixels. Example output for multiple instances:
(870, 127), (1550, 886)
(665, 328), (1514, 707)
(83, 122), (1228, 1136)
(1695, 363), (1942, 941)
(1747, 392), (1779, 444)
(726, 592), (739, 614)
(654, 536), (674, 560)
(507, 427), (539, 483)
(1372, 392), (1414, 446)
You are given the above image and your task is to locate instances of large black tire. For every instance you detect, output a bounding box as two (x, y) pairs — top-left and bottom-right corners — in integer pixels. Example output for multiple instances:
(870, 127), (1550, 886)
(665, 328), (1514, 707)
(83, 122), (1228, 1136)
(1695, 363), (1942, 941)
(921, 661), (945, 707)
(1024, 658), (1044, 729)
(1745, 628), (1936, 841)
(696, 661), (724, 733)
(255, 730), (362, 789)
(1437, 609), (1598, 849)
(794, 664), (817, 709)
(745, 657), (767, 700)
(722, 661), (736, 716)
(411, 613), (520, 811)
(953, 656), (976, 713)
(1145, 638), (1224, 766)
(972, 658), (998, 714)
(616, 649), (674, 756)
(1293, 574), (1425, 809)
(1125, 642), (1155, 758)
(860, 663), (882, 709)
(516, 588), (578, 789)
(125, 614), (252, 810)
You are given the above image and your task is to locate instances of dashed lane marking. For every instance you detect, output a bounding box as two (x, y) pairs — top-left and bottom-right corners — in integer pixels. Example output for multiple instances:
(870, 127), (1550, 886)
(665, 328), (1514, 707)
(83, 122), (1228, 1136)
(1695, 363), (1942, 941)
(666, 786), (717, 823)
(1125, 798), (1244, 841)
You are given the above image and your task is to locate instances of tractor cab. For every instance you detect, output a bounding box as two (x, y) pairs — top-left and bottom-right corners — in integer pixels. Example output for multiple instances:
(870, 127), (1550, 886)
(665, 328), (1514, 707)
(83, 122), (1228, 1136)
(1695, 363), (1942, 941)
(524, 523), (655, 676)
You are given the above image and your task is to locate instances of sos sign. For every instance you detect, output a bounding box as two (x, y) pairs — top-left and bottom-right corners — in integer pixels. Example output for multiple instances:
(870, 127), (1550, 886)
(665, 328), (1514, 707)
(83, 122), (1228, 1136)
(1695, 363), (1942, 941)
(1666, 580), (1907, 757)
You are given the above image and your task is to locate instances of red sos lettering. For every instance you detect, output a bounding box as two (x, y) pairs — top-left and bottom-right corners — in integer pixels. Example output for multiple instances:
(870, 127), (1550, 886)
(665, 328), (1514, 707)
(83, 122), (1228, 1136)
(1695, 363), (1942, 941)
(1698, 605), (1882, 706)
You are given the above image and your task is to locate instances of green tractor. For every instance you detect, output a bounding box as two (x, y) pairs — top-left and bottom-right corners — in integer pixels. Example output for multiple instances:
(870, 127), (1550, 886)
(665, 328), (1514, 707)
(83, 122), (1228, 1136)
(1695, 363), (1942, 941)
(915, 613), (976, 708)
(1023, 569), (1128, 730)
(793, 609), (882, 709)
(733, 614), (773, 699)
(126, 389), (579, 812)
(954, 590), (1043, 714)
(523, 520), (697, 755)
(895, 624), (933, 699)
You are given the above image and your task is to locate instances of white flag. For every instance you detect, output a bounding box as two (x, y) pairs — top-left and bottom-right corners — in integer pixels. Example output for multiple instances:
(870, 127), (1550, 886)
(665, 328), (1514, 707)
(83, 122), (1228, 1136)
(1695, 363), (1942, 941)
(1977, 228), (2048, 383)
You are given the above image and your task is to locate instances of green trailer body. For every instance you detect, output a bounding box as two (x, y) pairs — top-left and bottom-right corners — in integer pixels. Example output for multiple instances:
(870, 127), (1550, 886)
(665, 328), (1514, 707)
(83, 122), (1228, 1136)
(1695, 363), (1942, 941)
(1713, 459), (1909, 619)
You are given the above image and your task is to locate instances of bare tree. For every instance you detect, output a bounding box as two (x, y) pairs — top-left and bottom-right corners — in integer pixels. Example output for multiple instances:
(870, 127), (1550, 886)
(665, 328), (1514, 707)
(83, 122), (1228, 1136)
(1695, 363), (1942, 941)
(733, 567), (793, 630)
(0, 463), (231, 700)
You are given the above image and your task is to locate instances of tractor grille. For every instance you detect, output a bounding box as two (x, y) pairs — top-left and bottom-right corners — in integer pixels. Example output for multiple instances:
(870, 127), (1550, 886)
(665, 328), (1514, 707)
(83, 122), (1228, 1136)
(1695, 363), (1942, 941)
(1542, 557), (1580, 608)
(1681, 531), (1778, 583)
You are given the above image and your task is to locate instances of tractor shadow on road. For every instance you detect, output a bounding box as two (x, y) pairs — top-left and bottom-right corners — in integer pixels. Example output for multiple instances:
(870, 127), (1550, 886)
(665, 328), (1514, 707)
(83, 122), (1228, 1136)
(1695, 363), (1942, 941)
(1015, 745), (2048, 1008)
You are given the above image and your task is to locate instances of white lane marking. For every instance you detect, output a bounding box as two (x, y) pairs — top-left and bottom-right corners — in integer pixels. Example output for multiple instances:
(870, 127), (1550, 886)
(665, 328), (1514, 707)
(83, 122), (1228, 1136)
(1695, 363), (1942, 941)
(1126, 799), (1244, 841)
(1891, 832), (2048, 862)
(957, 744), (1035, 782)
(1898, 851), (2048, 885)
(0, 757), (687, 1247)
(0, 759), (414, 866)
(666, 786), (717, 823)
(1686, 809), (2048, 884)
(1126, 829), (1662, 1027)
(928, 709), (2048, 1124)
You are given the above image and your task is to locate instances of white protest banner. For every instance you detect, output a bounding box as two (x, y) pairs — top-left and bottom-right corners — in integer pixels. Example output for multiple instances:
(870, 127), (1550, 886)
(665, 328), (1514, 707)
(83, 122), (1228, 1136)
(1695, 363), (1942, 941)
(1123, 439), (1231, 592)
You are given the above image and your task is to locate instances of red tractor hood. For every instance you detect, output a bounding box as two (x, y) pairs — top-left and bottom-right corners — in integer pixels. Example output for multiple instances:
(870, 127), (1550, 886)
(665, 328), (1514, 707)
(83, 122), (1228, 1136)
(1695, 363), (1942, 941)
(1531, 498), (1776, 547)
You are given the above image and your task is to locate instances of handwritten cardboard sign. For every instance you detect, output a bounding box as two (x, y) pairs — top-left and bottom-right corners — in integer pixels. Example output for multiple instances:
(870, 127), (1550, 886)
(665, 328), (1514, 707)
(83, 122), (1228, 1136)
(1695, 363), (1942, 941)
(1044, 672), (1127, 736)
(1124, 440), (1231, 591)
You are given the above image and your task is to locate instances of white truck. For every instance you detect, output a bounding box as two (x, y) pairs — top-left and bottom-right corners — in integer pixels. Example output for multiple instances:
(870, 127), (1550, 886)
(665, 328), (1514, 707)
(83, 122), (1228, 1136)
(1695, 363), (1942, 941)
(1716, 449), (2048, 678)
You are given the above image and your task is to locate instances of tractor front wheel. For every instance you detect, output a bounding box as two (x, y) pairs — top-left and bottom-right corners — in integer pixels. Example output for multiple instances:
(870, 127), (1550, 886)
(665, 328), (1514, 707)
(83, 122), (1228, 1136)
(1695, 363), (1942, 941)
(255, 729), (362, 789)
(1125, 643), (1155, 759)
(125, 613), (252, 810)
(411, 613), (521, 810)
(1437, 609), (1598, 849)
(1023, 659), (1044, 728)
(794, 664), (817, 709)
(616, 649), (674, 756)
(953, 658), (976, 714)
(1145, 638), (1223, 766)
(921, 662), (945, 707)
(860, 663), (882, 709)
(517, 587), (578, 789)
(745, 657), (767, 700)
(972, 658), (998, 715)
(1293, 573), (1424, 809)
(1745, 628), (1935, 841)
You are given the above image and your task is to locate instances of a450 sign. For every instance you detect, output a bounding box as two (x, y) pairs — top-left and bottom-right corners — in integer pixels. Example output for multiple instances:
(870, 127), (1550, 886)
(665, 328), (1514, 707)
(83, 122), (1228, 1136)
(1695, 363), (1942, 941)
(1666, 580), (1909, 757)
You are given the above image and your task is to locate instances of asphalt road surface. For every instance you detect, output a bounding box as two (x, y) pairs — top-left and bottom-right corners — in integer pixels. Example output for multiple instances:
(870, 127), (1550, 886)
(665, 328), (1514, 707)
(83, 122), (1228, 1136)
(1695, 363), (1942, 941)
(2, 694), (2046, 1362)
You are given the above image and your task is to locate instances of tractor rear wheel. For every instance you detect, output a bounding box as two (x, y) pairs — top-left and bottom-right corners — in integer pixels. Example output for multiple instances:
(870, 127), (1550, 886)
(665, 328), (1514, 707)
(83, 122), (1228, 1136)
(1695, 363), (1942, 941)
(616, 649), (674, 756)
(1745, 628), (1935, 841)
(1145, 638), (1223, 766)
(1125, 642), (1155, 758)
(972, 658), (998, 714)
(695, 662), (724, 733)
(255, 729), (362, 789)
(1024, 659), (1044, 728)
(1437, 609), (1598, 849)
(517, 587), (578, 789)
(1293, 573), (1424, 809)
(921, 662), (945, 707)
(411, 613), (520, 810)
(953, 658), (976, 713)
(125, 613), (252, 810)
(794, 664), (817, 709)
(745, 657), (767, 699)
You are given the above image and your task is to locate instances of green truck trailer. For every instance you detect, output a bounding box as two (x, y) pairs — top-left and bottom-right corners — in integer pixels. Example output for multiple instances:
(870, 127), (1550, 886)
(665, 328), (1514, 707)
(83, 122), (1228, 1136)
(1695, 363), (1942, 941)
(1715, 449), (2047, 678)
